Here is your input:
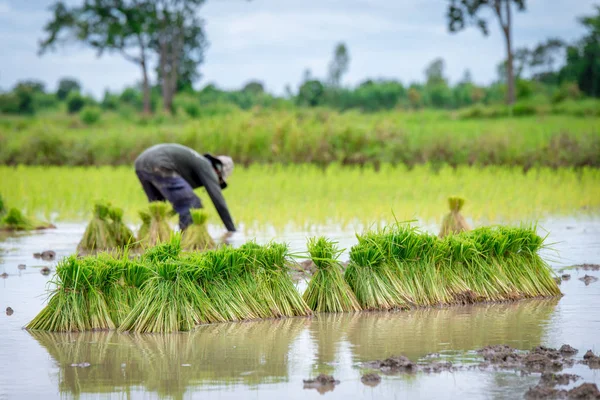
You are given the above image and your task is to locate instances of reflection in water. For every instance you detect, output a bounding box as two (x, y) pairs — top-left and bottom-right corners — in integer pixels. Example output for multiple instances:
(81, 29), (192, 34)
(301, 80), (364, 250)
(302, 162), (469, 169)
(29, 298), (559, 399)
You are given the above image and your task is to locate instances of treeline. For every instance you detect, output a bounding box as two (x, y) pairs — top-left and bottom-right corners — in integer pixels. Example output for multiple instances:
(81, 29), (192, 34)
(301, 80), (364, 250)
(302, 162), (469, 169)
(1, 5), (599, 118)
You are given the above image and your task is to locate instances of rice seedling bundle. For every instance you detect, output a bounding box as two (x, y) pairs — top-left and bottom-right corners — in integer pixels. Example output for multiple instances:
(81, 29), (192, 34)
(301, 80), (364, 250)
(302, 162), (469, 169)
(344, 235), (409, 311)
(196, 246), (261, 322)
(181, 209), (215, 251)
(108, 206), (136, 248)
(303, 236), (361, 313)
(248, 242), (312, 317)
(118, 236), (204, 333)
(138, 202), (173, 246)
(26, 255), (96, 332)
(77, 203), (117, 252)
(439, 196), (471, 238)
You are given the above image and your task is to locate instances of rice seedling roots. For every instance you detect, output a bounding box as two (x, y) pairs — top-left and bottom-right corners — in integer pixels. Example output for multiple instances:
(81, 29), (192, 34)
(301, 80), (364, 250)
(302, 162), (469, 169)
(27, 223), (562, 333)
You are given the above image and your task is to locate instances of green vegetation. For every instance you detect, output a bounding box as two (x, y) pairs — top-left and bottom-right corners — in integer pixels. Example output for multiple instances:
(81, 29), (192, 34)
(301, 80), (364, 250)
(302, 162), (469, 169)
(303, 237), (361, 313)
(0, 193), (54, 231)
(77, 203), (135, 253)
(26, 222), (560, 332)
(1, 111), (598, 168)
(439, 196), (471, 238)
(137, 202), (173, 246)
(1, 165), (598, 233)
(182, 209), (215, 251)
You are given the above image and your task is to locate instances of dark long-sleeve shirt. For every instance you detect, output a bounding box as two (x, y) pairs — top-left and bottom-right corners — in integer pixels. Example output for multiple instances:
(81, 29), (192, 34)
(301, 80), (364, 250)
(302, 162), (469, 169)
(134, 143), (236, 231)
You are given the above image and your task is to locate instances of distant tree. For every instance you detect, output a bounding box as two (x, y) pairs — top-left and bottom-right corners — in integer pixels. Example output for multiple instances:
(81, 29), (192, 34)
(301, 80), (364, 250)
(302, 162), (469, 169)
(14, 80), (46, 94)
(327, 42), (350, 87)
(530, 38), (565, 82)
(447, 0), (527, 105)
(424, 58), (447, 85)
(460, 69), (473, 84)
(558, 6), (600, 97)
(56, 78), (81, 100)
(242, 81), (265, 94)
(297, 80), (325, 107)
(39, 0), (207, 114)
(152, 1), (208, 112)
(408, 86), (422, 109)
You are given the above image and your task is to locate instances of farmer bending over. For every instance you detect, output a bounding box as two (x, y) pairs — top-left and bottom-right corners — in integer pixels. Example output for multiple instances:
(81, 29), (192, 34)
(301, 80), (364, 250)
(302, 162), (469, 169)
(134, 143), (236, 233)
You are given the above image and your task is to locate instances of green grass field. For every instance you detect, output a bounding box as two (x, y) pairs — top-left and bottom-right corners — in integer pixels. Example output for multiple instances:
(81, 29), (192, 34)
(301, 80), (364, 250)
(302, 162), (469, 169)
(1, 109), (599, 168)
(1, 164), (598, 233)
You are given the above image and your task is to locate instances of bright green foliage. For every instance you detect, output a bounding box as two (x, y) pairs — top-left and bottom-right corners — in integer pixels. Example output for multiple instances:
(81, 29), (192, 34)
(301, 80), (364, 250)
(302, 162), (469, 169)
(137, 202), (173, 246)
(439, 196), (471, 238)
(26, 223), (560, 333)
(303, 237), (361, 313)
(1, 208), (35, 230)
(181, 209), (215, 251)
(78, 202), (135, 253)
(0, 193), (5, 216)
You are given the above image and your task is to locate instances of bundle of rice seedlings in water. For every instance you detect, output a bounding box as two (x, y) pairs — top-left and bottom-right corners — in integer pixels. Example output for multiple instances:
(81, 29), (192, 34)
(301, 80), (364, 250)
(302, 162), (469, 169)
(118, 235), (207, 333)
(0, 207), (54, 231)
(196, 245), (263, 322)
(344, 235), (408, 311)
(108, 206), (136, 248)
(303, 236), (361, 313)
(137, 211), (151, 241)
(251, 242), (312, 318)
(439, 196), (471, 238)
(26, 255), (95, 332)
(181, 209), (215, 251)
(77, 202), (117, 253)
(379, 224), (445, 306)
(138, 202), (173, 247)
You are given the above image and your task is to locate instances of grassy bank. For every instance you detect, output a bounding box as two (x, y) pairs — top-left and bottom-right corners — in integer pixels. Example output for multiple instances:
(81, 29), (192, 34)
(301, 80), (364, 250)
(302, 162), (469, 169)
(1, 110), (599, 168)
(1, 164), (598, 232)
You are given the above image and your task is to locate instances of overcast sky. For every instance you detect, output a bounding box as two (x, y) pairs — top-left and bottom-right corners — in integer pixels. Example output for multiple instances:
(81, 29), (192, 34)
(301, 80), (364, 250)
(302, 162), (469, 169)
(0, 0), (597, 98)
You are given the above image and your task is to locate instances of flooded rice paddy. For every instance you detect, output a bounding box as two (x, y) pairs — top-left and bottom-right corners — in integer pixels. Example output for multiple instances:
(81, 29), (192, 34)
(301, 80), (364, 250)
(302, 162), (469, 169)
(1, 217), (600, 399)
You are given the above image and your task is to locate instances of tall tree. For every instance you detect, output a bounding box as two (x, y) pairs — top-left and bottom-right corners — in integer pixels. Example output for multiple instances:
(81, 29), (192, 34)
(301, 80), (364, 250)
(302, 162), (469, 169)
(424, 58), (447, 85)
(327, 42), (350, 87)
(447, 0), (526, 105)
(152, 0), (207, 112)
(56, 77), (81, 100)
(560, 6), (600, 97)
(39, 1), (155, 113)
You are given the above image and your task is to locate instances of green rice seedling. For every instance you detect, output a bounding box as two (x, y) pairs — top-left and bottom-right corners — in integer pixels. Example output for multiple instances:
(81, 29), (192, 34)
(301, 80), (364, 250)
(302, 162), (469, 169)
(303, 236), (361, 313)
(196, 245), (264, 321)
(108, 206), (136, 248)
(345, 237), (408, 311)
(439, 196), (471, 238)
(181, 209), (215, 251)
(252, 242), (312, 317)
(77, 202), (117, 253)
(26, 255), (95, 332)
(1, 207), (35, 230)
(137, 210), (151, 240)
(0, 193), (5, 215)
(138, 202), (173, 246)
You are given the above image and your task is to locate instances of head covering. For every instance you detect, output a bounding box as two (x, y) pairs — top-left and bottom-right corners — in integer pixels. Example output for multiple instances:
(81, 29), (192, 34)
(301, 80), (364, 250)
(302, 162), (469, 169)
(216, 155), (234, 181)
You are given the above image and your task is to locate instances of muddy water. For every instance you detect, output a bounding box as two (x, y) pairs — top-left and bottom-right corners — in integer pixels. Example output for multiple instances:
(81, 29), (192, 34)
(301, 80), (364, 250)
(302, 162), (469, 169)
(1, 218), (599, 399)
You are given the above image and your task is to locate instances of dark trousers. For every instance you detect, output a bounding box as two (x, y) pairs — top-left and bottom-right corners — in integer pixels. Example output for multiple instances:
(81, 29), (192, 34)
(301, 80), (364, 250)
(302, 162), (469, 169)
(135, 169), (202, 231)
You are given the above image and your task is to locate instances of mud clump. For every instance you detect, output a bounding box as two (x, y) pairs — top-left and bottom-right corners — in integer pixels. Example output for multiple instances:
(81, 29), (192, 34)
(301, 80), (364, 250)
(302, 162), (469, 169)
(540, 373), (580, 386)
(525, 385), (566, 399)
(303, 374), (339, 394)
(367, 355), (417, 373)
(1, 272), (8, 279)
(561, 274), (571, 281)
(559, 345), (578, 356)
(33, 250), (56, 261)
(422, 361), (454, 373)
(18, 264), (26, 270)
(567, 383), (600, 399)
(361, 373), (381, 387)
(579, 275), (598, 286)
(582, 350), (600, 369)
(477, 345), (523, 368)
(40, 267), (51, 276)
(6, 307), (13, 316)
(454, 290), (484, 304)
(573, 264), (600, 271)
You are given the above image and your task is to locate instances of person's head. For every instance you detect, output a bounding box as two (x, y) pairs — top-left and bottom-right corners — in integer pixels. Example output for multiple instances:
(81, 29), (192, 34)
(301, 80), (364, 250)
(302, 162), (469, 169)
(205, 154), (234, 189)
